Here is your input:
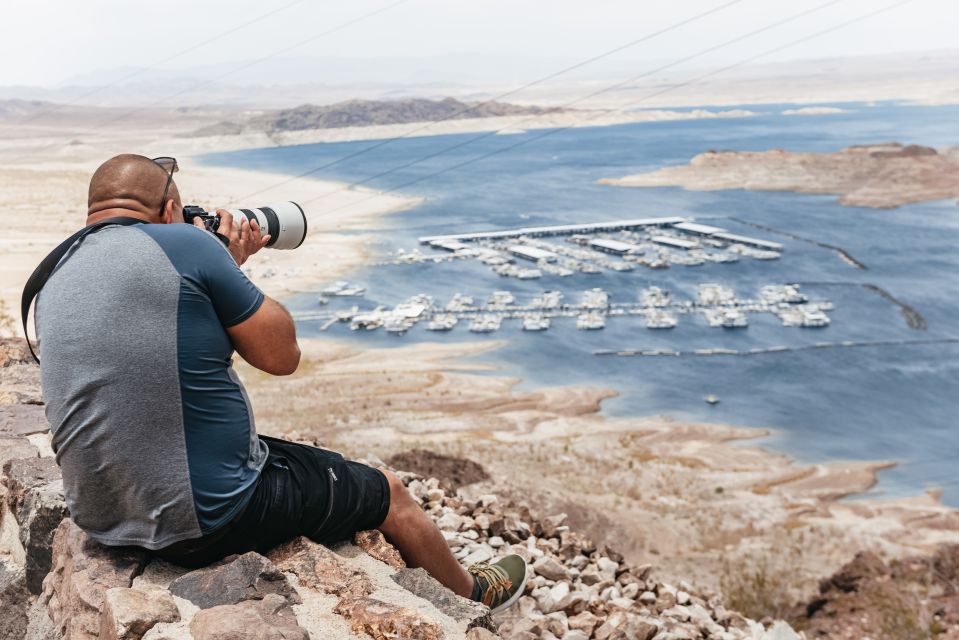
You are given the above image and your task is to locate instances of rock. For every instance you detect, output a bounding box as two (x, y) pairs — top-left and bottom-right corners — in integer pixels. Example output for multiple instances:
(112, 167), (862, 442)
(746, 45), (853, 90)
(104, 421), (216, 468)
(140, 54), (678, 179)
(762, 620), (802, 640)
(42, 519), (149, 640)
(334, 595), (444, 640)
(267, 536), (373, 597)
(819, 550), (888, 593)
(465, 627), (501, 639)
(189, 593), (308, 640)
(533, 556), (571, 582)
(0, 404), (49, 437)
(3, 456), (60, 518)
(539, 581), (571, 614)
(20, 479), (69, 593)
(538, 514), (568, 538)
(437, 511), (465, 532)
(676, 590), (690, 605)
(596, 557), (619, 576)
(579, 567), (603, 586)
(0, 555), (30, 640)
(488, 536), (505, 548)
(562, 631), (589, 640)
(99, 587), (180, 640)
(639, 590), (657, 605)
(25, 594), (60, 640)
(0, 436), (39, 471)
(354, 530), (406, 569)
(392, 567), (494, 630)
(567, 610), (600, 635)
(168, 552), (299, 609)
(463, 547), (493, 566)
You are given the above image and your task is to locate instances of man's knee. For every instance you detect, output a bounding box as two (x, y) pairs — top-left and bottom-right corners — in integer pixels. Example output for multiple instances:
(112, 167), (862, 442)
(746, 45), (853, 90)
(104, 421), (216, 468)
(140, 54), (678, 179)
(379, 470), (419, 530)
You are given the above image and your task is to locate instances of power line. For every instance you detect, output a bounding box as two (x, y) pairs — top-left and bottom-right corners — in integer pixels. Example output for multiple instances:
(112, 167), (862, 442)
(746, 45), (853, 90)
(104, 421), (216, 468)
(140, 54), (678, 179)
(300, 0), (915, 215)
(288, 0), (845, 208)
(25, 0), (412, 147)
(302, 0), (914, 213)
(13, 0), (310, 127)
(233, 0), (748, 202)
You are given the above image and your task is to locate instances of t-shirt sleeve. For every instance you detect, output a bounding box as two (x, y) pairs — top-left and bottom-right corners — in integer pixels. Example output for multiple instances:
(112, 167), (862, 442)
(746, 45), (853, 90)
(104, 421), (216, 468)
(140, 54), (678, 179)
(197, 234), (265, 327)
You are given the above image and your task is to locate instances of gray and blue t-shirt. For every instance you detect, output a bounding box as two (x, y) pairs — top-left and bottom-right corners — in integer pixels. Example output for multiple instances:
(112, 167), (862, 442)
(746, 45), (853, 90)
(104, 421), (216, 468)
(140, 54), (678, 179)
(35, 222), (269, 549)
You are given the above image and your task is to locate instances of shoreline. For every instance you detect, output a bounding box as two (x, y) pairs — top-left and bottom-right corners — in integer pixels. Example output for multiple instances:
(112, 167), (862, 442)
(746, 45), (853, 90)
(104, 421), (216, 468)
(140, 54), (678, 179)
(3, 109), (958, 596)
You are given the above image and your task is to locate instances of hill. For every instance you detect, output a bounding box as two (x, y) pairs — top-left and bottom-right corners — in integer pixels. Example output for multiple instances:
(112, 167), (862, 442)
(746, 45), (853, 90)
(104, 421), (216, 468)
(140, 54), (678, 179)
(185, 97), (565, 137)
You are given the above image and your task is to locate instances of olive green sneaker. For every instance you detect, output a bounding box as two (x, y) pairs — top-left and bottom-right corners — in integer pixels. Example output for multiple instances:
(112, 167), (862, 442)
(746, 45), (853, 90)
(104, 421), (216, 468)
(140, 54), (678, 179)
(468, 554), (529, 614)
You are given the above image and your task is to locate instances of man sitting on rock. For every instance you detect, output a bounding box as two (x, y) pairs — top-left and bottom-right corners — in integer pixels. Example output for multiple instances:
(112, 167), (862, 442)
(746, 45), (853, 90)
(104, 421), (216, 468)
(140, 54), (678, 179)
(33, 154), (527, 613)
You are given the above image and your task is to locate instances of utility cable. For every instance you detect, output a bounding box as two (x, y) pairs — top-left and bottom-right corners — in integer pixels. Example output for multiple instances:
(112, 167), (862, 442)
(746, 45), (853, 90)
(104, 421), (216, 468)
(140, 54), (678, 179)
(234, 0), (748, 202)
(301, 0), (914, 216)
(289, 0), (844, 207)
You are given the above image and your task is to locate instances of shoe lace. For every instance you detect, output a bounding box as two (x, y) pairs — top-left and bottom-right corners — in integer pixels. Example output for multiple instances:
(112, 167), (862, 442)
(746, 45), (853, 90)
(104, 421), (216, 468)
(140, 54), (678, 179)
(469, 561), (513, 607)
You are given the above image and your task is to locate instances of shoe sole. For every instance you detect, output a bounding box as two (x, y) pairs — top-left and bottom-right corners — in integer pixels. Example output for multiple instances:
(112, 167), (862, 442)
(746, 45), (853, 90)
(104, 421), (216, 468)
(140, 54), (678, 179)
(489, 564), (530, 615)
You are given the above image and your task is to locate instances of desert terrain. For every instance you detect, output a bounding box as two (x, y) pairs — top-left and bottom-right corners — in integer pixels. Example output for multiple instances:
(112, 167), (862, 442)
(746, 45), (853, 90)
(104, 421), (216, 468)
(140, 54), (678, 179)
(2, 98), (959, 620)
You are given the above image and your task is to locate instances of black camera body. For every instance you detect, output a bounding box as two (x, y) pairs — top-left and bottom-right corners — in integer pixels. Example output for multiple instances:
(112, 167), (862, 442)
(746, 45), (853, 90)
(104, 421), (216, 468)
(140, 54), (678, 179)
(181, 202), (308, 250)
(182, 205), (221, 233)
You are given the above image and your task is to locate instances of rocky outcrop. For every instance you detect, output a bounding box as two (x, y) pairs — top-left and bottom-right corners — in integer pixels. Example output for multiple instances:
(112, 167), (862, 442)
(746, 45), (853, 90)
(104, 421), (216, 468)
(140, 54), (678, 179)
(600, 142), (959, 209)
(186, 98), (565, 137)
(794, 545), (959, 639)
(0, 337), (815, 639)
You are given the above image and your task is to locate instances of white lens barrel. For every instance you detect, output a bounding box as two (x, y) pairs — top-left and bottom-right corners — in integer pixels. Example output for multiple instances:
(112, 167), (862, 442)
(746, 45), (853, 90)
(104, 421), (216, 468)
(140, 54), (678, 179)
(226, 202), (307, 250)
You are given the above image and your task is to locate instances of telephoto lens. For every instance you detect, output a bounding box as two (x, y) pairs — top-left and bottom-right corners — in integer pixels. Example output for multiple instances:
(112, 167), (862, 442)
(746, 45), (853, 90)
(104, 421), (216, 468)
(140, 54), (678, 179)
(226, 203), (308, 250)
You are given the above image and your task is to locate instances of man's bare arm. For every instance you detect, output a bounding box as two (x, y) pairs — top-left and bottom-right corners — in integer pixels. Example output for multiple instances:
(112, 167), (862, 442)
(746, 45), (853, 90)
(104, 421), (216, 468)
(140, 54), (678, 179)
(227, 297), (300, 375)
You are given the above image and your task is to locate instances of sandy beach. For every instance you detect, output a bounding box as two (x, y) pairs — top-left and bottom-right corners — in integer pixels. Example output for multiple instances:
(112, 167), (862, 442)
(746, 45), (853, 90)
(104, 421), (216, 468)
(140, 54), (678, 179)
(3, 107), (959, 605)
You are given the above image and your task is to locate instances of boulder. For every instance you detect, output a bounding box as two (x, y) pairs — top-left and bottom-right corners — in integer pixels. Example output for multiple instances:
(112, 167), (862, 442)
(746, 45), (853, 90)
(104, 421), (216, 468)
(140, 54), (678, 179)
(42, 519), (149, 640)
(819, 550), (888, 594)
(99, 587), (180, 640)
(355, 529), (406, 570)
(0, 436), (39, 471)
(0, 555), (30, 640)
(267, 536), (373, 597)
(334, 595), (445, 640)
(19, 479), (69, 593)
(189, 593), (308, 640)
(3, 456), (61, 518)
(168, 551), (299, 610)
(0, 404), (50, 437)
(392, 567), (494, 630)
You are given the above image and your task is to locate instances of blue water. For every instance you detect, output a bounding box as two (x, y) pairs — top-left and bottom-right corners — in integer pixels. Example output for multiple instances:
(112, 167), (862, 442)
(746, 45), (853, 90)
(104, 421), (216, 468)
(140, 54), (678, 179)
(202, 102), (959, 504)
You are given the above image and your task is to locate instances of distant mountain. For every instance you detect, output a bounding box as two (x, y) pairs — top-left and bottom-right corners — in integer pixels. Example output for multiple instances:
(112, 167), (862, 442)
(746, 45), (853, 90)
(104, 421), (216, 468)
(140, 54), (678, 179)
(185, 97), (565, 136)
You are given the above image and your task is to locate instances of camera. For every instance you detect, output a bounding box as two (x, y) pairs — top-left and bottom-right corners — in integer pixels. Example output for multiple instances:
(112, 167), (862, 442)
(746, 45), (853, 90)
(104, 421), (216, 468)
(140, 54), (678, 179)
(183, 202), (308, 250)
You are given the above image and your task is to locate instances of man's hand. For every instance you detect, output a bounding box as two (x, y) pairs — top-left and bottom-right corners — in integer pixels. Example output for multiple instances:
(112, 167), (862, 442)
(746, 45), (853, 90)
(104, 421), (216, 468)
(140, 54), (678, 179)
(193, 209), (271, 266)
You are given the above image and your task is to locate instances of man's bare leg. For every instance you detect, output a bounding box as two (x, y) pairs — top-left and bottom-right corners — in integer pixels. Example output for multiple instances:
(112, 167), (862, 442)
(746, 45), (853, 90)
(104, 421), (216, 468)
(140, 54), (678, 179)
(378, 471), (474, 598)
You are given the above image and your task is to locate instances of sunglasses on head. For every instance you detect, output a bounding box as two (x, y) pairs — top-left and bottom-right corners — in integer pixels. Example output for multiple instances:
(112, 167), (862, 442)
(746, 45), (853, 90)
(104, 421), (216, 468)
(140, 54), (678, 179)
(152, 156), (179, 216)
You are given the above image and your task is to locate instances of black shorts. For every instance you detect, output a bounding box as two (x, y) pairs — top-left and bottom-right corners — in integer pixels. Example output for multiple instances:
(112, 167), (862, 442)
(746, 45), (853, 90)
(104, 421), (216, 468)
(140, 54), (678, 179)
(157, 435), (391, 568)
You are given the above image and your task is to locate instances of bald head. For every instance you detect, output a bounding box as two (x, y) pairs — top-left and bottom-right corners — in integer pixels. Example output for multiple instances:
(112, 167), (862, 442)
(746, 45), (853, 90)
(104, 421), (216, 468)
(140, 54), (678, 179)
(87, 154), (180, 222)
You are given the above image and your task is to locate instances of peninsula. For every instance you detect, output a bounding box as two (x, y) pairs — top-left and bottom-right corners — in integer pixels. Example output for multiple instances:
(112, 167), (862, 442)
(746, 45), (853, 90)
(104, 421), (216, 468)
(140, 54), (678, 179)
(599, 143), (959, 209)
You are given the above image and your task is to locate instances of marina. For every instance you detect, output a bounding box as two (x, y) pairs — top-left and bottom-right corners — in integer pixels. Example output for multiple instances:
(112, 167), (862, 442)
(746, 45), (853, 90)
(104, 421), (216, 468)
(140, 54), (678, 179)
(293, 284), (835, 335)
(374, 217), (786, 280)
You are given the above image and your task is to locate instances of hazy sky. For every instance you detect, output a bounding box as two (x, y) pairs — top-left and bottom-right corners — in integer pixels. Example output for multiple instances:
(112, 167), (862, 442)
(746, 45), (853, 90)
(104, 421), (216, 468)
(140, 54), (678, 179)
(2, 0), (954, 87)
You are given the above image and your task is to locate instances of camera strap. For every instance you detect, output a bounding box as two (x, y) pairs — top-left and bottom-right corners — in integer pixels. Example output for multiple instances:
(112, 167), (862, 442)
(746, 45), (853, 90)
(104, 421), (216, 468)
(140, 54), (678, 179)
(20, 216), (144, 364)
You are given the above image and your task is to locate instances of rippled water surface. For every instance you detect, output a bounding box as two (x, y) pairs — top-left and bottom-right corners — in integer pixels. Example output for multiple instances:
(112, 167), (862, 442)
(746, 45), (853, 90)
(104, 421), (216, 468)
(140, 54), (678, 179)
(202, 102), (959, 504)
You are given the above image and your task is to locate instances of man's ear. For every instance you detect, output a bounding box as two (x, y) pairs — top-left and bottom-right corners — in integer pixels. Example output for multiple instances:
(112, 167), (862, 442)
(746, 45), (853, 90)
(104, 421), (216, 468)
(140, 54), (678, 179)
(159, 198), (175, 224)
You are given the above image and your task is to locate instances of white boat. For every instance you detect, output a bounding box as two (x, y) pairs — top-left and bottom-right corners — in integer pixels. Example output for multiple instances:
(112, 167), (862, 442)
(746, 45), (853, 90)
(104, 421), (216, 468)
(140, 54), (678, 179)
(645, 310), (678, 329)
(641, 286), (670, 308)
(577, 312), (605, 330)
(531, 290), (563, 309)
(469, 315), (502, 333)
(697, 283), (736, 306)
(516, 268), (542, 280)
(581, 288), (609, 309)
(720, 309), (748, 328)
(801, 309), (831, 328)
(384, 316), (413, 334)
(487, 291), (515, 307)
(427, 314), (458, 331)
(522, 315), (551, 331)
(446, 293), (474, 311)
(322, 281), (366, 296)
(706, 394), (720, 405)
(760, 284), (808, 304)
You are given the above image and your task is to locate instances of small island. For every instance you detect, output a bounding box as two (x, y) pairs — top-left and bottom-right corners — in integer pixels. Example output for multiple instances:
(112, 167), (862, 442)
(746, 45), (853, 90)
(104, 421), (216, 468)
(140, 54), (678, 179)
(599, 142), (959, 209)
